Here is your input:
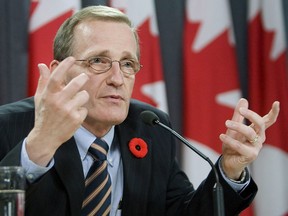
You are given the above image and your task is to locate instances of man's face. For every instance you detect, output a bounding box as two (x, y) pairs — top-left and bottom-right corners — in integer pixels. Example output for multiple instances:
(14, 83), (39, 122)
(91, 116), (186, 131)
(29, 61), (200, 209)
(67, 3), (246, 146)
(67, 20), (138, 134)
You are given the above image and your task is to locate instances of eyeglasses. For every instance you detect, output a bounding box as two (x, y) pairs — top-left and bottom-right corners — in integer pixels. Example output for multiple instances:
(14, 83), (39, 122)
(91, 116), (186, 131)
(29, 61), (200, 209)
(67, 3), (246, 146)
(75, 56), (142, 75)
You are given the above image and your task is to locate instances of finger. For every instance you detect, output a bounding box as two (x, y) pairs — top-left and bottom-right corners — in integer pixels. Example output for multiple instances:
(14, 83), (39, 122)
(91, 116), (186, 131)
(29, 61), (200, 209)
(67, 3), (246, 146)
(231, 98), (248, 123)
(62, 73), (89, 100)
(67, 90), (89, 111)
(78, 107), (89, 122)
(240, 106), (264, 129)
(46, 57), (76, 93)
(35, 63), (51, 97)
(220, 133), (261, 161)
(226, 98), (248, 137)
(225, 120), (262, 145)
(263, 101), (280, 129)
(34, 64), (51, 110)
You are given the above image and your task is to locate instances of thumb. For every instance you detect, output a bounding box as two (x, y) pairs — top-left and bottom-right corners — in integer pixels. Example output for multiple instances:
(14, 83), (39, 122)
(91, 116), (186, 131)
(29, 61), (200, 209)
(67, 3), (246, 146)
(35, 63), (50, 97)
(34, 64), (51, 108)
(263, 101), (280, 129)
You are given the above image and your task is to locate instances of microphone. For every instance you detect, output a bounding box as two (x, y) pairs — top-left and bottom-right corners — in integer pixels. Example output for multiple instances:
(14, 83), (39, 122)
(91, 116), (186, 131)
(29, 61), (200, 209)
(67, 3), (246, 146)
(140, 110), (225, 216)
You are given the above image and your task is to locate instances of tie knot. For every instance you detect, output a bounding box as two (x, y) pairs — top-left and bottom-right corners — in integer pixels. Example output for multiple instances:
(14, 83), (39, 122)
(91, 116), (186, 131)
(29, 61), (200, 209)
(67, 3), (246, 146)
(88, 138), (109, 161)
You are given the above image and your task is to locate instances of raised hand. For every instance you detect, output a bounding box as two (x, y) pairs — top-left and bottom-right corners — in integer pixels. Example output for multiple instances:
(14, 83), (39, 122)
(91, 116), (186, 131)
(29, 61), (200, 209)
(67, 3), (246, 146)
(26, 57), (89, 166)
(219, 98), (280, 180)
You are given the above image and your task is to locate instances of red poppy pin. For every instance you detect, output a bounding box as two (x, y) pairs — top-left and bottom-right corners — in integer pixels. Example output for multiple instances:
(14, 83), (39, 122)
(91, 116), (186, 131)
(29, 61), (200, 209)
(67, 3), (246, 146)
(129, 138), (148, 158)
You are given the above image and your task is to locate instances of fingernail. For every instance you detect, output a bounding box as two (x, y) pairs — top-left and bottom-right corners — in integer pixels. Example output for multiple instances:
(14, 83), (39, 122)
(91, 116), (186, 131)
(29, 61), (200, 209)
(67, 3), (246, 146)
(37, 64), (44, 76)
(225, 120), (233, 127)
(219, 134), (226, 140)
(239, 107), (247, 115)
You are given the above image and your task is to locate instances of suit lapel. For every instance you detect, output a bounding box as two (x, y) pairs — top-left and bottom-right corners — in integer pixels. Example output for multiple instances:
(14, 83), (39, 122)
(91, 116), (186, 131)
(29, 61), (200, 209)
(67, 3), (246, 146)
(54, 138), (85, 216)
(117, 119), (152, 215)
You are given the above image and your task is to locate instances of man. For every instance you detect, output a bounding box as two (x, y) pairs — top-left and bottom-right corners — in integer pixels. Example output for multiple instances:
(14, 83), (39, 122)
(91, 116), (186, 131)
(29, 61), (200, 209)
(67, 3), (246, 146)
(0, 5), (280, 216)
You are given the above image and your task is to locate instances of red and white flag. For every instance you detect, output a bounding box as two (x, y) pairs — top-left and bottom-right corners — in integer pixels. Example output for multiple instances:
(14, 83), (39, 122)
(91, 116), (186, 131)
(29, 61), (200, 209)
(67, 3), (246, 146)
(248, 0), (288, 215)
(182, 0), (253, 215)
(110, 0), (168, 112)
(28, 0), (80, 96)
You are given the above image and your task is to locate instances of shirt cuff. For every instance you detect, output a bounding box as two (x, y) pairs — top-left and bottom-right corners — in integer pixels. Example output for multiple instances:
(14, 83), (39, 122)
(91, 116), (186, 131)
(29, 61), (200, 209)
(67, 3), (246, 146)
(21, 138), (54, 183)
(218, 158), (250, 192)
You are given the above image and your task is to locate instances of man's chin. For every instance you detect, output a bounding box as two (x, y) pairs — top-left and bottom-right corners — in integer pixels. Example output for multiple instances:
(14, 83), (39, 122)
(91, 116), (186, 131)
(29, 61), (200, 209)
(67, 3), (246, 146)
(107, 114), (127, 125)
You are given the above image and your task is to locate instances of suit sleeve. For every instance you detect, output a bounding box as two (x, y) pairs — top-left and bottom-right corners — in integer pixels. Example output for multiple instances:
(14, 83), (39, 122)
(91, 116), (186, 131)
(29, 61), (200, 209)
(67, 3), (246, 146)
(0, 98), (35, 164)
(156, 109), (257, 216)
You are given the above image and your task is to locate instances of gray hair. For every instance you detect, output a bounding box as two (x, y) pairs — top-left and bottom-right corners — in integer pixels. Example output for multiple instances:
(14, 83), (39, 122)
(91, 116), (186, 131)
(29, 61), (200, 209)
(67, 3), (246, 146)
(53, 5), (139, 61)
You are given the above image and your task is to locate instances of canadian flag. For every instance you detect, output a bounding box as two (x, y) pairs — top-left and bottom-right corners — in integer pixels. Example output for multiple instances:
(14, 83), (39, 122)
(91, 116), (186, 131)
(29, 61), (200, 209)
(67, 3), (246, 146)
(248, 0), (288, 215)
(110, 0), (168, 112)
(182, 0), (252, 215)
(28, 0), (80, 96)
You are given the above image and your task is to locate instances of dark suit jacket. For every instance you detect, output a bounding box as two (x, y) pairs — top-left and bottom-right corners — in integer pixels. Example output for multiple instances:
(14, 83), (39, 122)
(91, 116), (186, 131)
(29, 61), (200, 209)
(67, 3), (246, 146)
(0, 97), (257, 216)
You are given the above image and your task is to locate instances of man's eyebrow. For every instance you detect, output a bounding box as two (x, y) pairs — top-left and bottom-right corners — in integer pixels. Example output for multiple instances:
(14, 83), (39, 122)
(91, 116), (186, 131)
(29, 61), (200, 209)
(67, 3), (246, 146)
(87, 50), (137, 60)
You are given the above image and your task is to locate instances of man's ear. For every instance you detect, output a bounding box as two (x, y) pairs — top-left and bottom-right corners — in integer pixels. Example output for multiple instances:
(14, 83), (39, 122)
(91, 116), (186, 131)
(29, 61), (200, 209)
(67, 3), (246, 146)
(50, 60), (60, 71)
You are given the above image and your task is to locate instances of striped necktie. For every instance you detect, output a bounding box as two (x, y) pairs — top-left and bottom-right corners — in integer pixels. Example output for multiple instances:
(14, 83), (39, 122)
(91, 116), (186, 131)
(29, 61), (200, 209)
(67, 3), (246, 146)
(81, 138), (112, 216)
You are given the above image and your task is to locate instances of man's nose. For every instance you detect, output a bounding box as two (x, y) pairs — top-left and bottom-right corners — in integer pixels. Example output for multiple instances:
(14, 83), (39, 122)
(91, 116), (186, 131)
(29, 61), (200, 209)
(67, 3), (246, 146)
(107, 61), (124, 86)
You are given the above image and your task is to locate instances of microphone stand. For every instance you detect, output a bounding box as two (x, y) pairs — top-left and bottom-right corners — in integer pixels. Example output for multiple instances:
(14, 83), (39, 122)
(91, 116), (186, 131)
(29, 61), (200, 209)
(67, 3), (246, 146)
(154, 120), (225, 216)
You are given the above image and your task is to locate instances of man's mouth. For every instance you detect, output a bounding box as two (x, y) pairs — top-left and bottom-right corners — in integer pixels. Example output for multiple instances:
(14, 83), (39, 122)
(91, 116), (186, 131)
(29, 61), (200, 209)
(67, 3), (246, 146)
(103, 94), (124, 102)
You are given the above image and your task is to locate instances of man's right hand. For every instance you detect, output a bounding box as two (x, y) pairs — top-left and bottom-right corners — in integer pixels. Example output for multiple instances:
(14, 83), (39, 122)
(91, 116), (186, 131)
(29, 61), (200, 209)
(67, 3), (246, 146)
(26, 57), (89, 166)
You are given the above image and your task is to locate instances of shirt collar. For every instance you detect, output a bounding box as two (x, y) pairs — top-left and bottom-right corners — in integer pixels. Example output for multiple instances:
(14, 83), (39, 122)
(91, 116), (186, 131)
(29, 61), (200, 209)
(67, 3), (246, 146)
(74, 125), (115, 161)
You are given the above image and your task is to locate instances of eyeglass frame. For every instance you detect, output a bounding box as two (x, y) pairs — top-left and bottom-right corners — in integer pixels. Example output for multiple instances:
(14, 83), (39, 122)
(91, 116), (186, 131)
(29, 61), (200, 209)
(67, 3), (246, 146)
(75, 56), (143, 76)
